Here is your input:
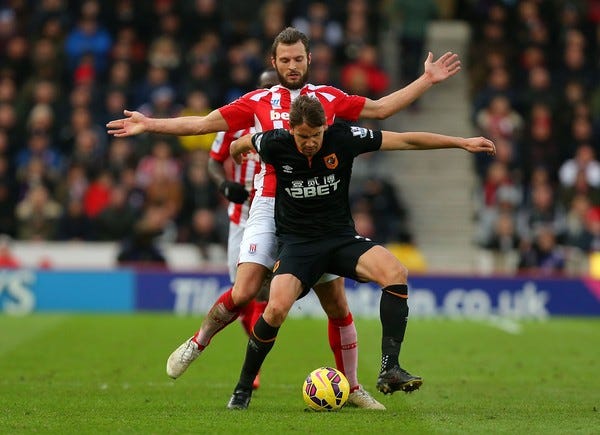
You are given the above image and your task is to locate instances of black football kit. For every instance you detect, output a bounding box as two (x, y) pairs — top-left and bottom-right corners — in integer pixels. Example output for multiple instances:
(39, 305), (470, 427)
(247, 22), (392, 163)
(252, 122), (383, 291)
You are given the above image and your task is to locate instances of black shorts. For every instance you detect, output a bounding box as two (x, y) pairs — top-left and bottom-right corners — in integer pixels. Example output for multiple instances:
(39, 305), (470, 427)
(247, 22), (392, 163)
(273, 232), (378, 298)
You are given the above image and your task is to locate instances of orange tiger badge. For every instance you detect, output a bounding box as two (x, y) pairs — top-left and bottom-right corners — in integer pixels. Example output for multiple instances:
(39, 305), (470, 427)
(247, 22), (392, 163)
(324, 153), (338, 169)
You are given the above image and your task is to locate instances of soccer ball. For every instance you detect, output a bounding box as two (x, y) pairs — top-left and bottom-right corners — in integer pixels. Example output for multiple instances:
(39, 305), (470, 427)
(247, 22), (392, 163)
(302, 367), (350, 411)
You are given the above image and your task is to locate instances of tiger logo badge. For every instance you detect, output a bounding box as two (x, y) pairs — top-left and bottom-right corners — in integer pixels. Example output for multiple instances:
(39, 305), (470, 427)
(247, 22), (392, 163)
(324, 153), (338, 169)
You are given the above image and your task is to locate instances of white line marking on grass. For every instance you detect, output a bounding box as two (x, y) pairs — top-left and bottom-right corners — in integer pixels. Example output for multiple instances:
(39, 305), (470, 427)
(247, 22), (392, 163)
(484, 316), (522, 335)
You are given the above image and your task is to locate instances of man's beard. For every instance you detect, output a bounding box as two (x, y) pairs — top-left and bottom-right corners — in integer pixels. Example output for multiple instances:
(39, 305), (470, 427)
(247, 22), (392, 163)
(277, 69), (309, 90)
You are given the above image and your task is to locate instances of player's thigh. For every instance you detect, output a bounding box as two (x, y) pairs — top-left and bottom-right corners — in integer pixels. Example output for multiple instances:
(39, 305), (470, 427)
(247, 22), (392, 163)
(354, 245), (408, 287)
(227, 221), (245, 283)
(232, 262), (271, 305)
(313, 277), (349, 319)
(263, 273), (304, 326)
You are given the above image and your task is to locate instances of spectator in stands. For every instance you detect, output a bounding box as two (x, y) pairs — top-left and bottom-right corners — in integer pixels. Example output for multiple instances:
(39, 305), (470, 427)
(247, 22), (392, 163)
(517, 182), (567, 243)
(138, 85), (182, 119)
(387, 0), (438, 87)
(188, 208), (227, 260)
(559, 143), (600, 189)
(475, 95), (523, 145)
(571, 206), (600, 253)
(340, 0), (377, 63)
(3, 35), (30, 88)
(340, 44), (389, 99)
(559, 168), (600, 210)
(520, 65), (557, 115)
(521, 107), (561, 180)
(56, 198), (92, 241)
(181, 0), (222, 44)
(350, 176), (412, 244)
(291, 2), (343, 50)
(135, 139), (180, 187)
(564, 193), (593, 249)
(54, 163), (89, 210)
(475, 183), (521, 250)
(15, 183), (62, 240)
(133, 65), (173, 108)
(309, 42), (338, 86)
(116, 204), (168, 268)
(178, 36), (222, 107)
(94, 184), (136, 241)
(68, 128), (105, 177)
(15, 130), (63, 184)
(105, 137), (135, 180)
(517, 226), (566, 276)
(82, 170), (112, 218)
(147, 35), (182, 79)
(104, 59), (135, 105)
(64, 0), (112, 77)
(180, 150), (220, 221)
(0, 77), (17, 113)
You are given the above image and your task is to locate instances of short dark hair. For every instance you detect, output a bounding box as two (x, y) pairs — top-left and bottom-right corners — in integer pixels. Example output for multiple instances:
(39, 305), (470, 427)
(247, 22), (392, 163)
(258, 69), (278, 88)
(271, 27), (310, 58)
(289, 95), (326, 128)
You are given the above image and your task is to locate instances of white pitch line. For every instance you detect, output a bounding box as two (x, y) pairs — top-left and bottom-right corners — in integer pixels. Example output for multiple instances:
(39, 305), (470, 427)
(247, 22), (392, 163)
(484, 316), (523, 335)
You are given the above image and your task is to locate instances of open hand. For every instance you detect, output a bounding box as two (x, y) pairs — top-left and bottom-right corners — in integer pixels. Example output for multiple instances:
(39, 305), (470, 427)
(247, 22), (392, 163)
(423, 52), (461, 84)
(106, 110), (148, 137)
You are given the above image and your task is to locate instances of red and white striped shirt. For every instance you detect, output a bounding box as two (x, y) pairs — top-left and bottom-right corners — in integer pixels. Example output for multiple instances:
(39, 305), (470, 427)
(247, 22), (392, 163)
(219, 84), (366, 199)
(209, 128), (259, 225)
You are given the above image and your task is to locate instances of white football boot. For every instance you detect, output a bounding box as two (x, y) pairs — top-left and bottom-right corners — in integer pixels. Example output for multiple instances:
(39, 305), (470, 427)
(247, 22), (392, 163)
(347, 386), (386, 410)
(166, 337), (201, 379)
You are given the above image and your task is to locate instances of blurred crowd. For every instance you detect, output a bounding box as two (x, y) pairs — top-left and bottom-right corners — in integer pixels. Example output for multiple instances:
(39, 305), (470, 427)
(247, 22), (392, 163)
(466, 0), (600, 275)
(6, 0), (596, 276)
(0, 0), (413, 267)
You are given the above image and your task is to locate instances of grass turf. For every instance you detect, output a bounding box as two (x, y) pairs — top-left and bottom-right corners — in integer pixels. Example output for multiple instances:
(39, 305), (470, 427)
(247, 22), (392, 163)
(0, 314), (598, 434)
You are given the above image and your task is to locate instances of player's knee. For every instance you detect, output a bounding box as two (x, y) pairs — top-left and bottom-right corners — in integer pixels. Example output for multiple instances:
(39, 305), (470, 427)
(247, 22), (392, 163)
(380, 261), (408, 286)
(320, 300), (349, 319)
(263, 302), (289, 326)
(231, 284), (259, 306)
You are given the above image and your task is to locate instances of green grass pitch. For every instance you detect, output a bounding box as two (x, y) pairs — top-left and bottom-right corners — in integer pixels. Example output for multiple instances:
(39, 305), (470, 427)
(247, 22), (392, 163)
(1, 314), (598, 434)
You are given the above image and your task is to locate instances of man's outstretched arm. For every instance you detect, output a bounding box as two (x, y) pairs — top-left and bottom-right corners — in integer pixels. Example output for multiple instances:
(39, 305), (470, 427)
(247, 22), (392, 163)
(106, 108), (230, 137)
(380, 131), (496, 155)
(360, 52), (461, 120)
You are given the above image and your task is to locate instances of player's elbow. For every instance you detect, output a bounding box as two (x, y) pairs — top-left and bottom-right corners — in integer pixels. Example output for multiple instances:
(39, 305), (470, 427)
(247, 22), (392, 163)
(366, 100), (393, 120)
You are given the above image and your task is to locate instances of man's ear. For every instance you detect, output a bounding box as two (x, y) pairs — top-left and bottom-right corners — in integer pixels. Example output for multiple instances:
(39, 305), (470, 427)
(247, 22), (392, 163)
(271, 56), (276, 68)
(307, 52), (312, 65)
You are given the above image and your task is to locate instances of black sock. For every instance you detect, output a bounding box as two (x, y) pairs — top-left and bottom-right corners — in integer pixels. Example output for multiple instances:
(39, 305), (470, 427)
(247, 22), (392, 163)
(379, 284), (409, 372)
(235, 315), (279, 391)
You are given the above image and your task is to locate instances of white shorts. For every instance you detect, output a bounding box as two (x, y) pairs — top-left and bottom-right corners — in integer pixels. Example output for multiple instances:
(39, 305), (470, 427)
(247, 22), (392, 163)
(238, 197), (278, 269)
(237, 196), (338, 284)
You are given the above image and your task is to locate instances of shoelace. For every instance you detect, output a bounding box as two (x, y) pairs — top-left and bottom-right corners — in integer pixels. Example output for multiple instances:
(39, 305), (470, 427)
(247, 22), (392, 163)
(180, 341), (198, 362)
(353, 389), (377, 403)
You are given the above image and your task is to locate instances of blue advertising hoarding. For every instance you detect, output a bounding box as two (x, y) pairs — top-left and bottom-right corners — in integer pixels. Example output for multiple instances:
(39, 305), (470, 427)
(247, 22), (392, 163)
(133, 272), (600, 318)
(0, 269), (134, 314)
(1, 269), (599, 317)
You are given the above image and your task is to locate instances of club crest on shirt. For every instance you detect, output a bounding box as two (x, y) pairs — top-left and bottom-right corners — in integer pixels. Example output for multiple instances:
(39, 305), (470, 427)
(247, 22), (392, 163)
(324, 153), (338, 169)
